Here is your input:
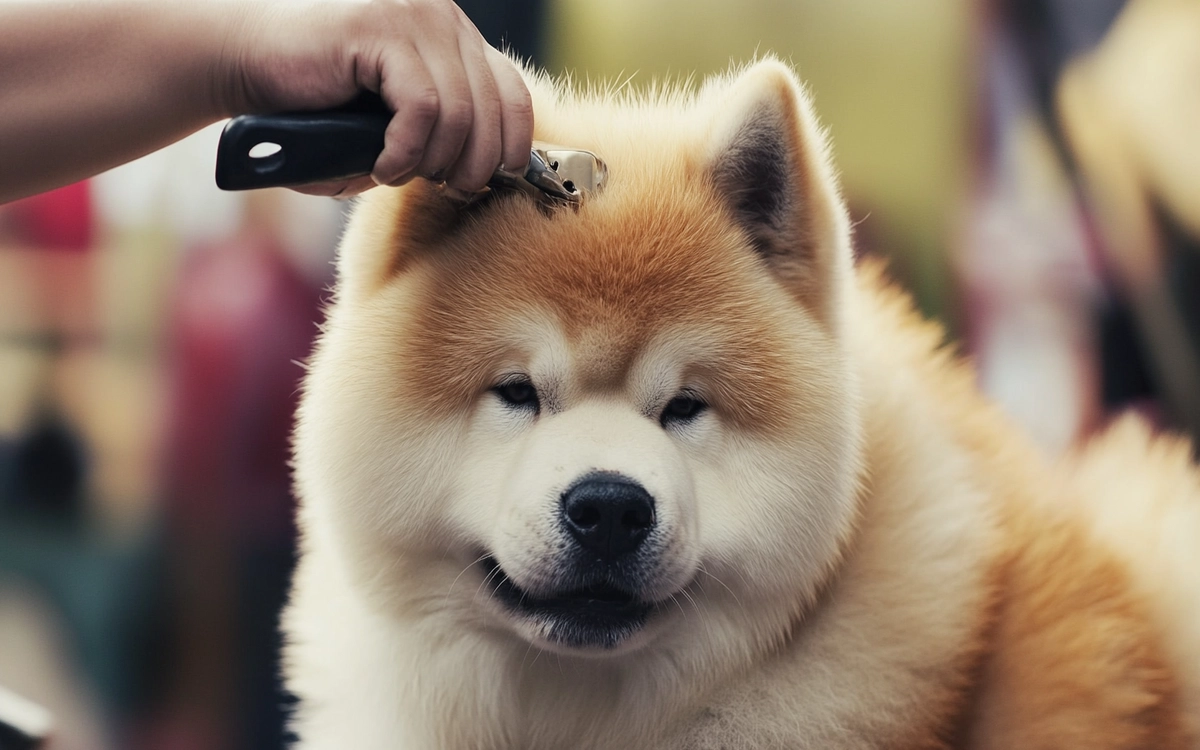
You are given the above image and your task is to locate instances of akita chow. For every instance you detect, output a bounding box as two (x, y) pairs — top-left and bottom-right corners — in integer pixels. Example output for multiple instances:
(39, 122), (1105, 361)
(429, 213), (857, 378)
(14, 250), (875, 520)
(283, 58), (1200, 748)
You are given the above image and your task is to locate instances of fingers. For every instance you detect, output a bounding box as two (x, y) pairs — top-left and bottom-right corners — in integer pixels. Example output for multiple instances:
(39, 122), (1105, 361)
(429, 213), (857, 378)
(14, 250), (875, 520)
(352, 0), (536, 191)
(485, 47), (534, 175)
(442, 33), (502, 191)
(372, 45), (441, 187)
(292, 175), (377, 198)
(407, 39), (476, 187)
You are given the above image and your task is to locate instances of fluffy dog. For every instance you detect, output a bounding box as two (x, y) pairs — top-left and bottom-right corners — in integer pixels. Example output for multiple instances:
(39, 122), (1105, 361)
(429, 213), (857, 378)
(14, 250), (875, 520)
(283, 59), (1200, 748)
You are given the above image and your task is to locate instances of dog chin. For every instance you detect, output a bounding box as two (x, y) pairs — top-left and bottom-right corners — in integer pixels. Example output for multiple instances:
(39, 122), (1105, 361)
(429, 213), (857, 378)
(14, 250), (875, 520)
(479, 556), (670, 656)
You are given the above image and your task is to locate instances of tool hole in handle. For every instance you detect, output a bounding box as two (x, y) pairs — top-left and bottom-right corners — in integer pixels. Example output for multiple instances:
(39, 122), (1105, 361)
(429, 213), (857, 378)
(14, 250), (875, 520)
(248, 142), (285, 174)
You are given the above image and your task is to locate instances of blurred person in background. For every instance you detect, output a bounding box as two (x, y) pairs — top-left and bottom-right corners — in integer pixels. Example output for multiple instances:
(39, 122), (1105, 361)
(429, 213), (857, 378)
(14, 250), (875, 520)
(1055, 0), (1200, 442)
(963, 0), (1200, 453)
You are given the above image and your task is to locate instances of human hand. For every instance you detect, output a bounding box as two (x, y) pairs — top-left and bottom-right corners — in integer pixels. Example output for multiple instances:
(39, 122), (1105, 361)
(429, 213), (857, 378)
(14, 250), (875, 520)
(216, 0), (534, 197)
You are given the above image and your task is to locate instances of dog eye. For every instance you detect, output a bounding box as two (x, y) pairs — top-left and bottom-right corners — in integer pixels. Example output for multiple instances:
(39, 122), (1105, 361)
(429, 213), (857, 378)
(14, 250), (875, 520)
(494, 379), (539, 410)
(661, 394), (707, 426)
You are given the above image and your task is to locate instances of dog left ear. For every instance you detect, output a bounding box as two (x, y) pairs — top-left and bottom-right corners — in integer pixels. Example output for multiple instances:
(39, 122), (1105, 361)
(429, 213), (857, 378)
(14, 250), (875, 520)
(703, 60), (852, 328)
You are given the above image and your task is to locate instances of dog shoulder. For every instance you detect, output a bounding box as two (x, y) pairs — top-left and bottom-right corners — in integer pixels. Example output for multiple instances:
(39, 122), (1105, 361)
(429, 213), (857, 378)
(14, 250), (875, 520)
(963, 493), (1192, 748)
(850, 266), (1194, 747)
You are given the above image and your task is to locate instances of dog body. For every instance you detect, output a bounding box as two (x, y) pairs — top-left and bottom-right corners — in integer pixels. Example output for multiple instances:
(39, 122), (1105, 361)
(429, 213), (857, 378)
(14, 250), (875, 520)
(284, 61), (1200, 748)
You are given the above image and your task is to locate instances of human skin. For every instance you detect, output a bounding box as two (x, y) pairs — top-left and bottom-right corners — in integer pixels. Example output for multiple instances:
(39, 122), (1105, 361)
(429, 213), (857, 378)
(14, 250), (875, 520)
(0, 0), (533, 203)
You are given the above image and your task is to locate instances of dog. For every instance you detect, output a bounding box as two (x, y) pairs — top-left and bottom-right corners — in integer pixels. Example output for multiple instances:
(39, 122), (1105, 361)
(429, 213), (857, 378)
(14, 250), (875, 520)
(282, 59), (1200, 748)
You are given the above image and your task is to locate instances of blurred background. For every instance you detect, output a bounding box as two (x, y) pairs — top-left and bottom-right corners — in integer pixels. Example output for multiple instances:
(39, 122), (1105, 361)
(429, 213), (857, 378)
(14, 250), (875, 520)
(1, 0), (1198, 748)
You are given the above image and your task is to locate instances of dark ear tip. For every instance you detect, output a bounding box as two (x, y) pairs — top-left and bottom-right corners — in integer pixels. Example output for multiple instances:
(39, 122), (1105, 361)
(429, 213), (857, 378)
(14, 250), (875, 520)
(711, 107), (795, 253)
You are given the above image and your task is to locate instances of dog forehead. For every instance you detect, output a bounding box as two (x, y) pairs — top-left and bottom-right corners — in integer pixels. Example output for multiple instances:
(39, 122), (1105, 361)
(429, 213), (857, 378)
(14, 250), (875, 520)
(400, 196), (804, 397)
(449, 179), (765, 329)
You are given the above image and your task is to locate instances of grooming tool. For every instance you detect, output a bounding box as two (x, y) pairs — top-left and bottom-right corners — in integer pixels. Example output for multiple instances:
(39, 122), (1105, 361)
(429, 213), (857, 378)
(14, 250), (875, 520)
(0, 685), (51, 749)
(214, 92), (606, 207)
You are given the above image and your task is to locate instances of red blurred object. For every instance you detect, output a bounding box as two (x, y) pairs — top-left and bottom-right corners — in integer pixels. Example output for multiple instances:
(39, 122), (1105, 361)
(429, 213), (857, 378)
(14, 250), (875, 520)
(153, 229), (326, 750)
(164, 231), (321, 541)
(5, 182), (94, 252)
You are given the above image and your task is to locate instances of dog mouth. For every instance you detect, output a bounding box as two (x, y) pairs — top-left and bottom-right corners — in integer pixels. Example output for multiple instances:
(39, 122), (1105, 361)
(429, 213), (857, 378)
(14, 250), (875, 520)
(480, 556), (652, 650)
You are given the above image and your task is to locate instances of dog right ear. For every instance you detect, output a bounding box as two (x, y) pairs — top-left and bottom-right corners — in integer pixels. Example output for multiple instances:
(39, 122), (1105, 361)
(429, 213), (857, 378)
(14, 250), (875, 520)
(334, 179), (466, 301)
(702, 60), (853, 330)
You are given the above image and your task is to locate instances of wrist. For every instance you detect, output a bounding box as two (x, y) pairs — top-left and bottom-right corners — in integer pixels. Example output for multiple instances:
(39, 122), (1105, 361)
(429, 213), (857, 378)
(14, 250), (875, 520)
(202, 0), (272, 118)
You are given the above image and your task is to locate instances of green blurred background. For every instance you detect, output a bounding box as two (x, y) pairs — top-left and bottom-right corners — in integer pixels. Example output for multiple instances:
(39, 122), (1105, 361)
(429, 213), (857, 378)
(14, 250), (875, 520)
(547, 0), (973, 323)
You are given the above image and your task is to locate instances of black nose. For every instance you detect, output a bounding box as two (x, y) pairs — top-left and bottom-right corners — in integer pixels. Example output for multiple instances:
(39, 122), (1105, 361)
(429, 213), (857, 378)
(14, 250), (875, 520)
(561, 474), (656, 561)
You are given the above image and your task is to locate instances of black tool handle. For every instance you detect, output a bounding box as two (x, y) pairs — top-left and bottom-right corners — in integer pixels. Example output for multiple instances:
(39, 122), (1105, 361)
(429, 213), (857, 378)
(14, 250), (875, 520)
(215, 92), (391, 190)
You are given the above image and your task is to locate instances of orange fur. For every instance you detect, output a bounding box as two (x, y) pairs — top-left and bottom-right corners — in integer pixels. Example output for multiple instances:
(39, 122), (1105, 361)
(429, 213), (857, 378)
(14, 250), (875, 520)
(855, 266), (1191, 747)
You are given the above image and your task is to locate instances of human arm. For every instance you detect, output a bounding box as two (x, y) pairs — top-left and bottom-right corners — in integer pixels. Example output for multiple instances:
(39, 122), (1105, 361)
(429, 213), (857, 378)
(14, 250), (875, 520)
(0, 0), (533, 203)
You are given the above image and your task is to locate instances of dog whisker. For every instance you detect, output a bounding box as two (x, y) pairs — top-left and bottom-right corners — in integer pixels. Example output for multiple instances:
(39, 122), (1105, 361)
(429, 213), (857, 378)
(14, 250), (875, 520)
(445, 553), (490, 609)
(669, 593), (689, 622)
(679, 588), (713, 642)
(698, 564), (743, 609)
(473, 561), (505, 606)
(520, 636), (537, 672)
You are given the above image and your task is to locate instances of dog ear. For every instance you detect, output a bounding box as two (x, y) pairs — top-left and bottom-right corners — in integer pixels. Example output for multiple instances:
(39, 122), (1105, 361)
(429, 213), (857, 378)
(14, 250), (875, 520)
(337, 59), (554, 303)
(334, 178), (468, 301)
(703, 60), (852, 328)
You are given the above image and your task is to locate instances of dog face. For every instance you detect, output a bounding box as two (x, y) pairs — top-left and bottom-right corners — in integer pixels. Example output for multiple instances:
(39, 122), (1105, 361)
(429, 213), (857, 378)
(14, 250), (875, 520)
(294, 61), (863, 658)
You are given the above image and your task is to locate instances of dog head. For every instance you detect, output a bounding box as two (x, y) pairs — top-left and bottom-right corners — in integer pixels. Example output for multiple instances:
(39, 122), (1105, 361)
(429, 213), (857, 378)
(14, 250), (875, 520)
(294, 59), (863, 658)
